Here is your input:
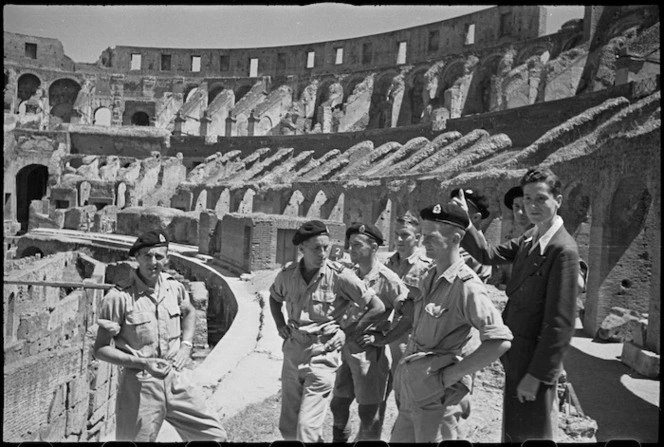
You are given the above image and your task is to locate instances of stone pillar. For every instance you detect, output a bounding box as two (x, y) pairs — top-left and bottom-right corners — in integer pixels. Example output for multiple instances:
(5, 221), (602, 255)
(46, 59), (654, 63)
(225, 115), (237, 137)
(110, 74), (125, 126)
(200, 111), (212, 137)
(173, 111), (185, 136)
(320, 106), (332, 133)
(247, 111), (258, 136)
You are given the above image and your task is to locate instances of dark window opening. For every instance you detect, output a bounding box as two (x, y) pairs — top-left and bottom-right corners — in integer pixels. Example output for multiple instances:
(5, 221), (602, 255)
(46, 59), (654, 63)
(428, 30), (440, 52)
(131, 111), (150, 126)
(277, 53), (287, 71)
(220, 55), (230, 71)
(25, 43), (37, 59)
(55, 200), (69, 209)
(362, 42), (373, 65)
(500, 13), (512, 37)
(161, 54), (171, 71)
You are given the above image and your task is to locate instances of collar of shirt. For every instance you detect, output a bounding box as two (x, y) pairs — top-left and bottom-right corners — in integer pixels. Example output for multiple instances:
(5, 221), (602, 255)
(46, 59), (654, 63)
(130, 269), (165, 298)
(354, 261), (381, 282)
(299, 258), (326, 282)
(527, 215), (564, 255)
(429, 258), (467, 286)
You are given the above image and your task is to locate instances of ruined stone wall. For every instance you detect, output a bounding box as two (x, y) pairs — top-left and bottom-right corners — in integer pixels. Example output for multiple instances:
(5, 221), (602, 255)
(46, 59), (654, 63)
(3, 31), (74, 71)
(3, 252), (116, 442)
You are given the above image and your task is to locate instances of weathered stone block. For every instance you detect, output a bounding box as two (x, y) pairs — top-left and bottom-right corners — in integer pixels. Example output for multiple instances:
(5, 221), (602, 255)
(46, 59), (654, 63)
(39, 413), (67, 442)
(621, 341), (660, 379)
(16, 312), (50, 342)
(104, 261), (137, 285)
(597, 307), (643, 342)
(48, 384), (66, 423)
(87, 401), (107, 428)
(188, 281), (209, 310)
(65, 402), (87, 436)
(67, 373), (89, 406)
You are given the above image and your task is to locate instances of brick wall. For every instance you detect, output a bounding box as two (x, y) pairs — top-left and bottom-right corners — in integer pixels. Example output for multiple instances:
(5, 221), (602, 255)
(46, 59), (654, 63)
(3, 252), (117, 442)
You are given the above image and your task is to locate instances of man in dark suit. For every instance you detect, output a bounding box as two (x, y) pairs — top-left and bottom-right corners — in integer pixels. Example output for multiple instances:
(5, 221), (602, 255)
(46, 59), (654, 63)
(451, 167), (580, 442)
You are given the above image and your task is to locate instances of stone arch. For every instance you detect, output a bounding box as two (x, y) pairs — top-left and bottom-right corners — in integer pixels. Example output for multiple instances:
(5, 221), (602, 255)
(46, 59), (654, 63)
(234, 84), (253, 102)
(79, 181), (92, 206)
(116, 182), (127, 208)
(48, 78), (81, 123)
(342, 74), (366, 103)
(20, 246), (44, 258)
(283, 190), (305, 217)
(256, 116), (273, 136)
(399, 67), (428, 125)
(16, 164), (48, 233)
(305, 190), (328, 219)
(561, 35), (584, 53)
(130, 111), (150, 126)
(94, 107), (112, 126)
(17, 73), (42, 104)
(604, 179), (652, 279)
(215, 189), (231, 217)
(367, 70), (400, 129)
(184, 85), (199, 102)
(208, 84), (226, 105)
(516, 44), (552, 66)
(374, 197), (393, 248)
(312, 76), (340, 126)
(237, 189), (255, 214)
(194, 189), (208, 211)
(606, 15), (650, 41)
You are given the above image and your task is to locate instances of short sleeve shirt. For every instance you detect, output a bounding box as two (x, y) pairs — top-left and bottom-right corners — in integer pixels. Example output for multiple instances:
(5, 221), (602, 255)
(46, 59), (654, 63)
(344, 263), (409, 329)
(269, 259), (374, 332)
(385, 248), (433, 299)
(409, 259), (513, 360)
(97, 269), (189, 361)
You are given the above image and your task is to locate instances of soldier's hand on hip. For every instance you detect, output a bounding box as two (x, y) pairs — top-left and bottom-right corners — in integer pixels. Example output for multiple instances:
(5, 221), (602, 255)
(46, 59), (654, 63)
(144, 358), (172, 378)
(324, 328), (346, 351)
(277, 324), (292, 340)
(171, 344), (192, 371)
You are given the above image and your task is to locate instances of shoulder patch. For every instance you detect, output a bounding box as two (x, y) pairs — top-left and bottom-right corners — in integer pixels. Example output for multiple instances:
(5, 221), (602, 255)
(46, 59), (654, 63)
(459, 264), (478, 282)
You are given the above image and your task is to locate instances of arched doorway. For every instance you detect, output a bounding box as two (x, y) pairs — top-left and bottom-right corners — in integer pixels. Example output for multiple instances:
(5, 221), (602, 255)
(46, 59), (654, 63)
(16, 164), (49, 233)
(94, 107), (112, 126)
(131, 111), (150, 126)
(49, 78), (81, 123)
(17, 73), (41, 104)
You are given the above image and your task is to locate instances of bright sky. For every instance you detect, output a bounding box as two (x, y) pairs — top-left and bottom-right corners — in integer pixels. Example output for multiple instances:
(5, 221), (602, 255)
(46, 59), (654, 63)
(3, 4), (585, 63)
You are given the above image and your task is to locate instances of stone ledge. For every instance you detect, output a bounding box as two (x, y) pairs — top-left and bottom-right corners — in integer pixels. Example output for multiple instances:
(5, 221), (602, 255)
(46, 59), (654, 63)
(621, 341), (660, 379)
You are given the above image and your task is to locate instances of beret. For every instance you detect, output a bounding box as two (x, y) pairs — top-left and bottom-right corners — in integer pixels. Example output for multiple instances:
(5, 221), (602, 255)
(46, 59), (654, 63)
(420, 203), (470, 230)
(129, 229), (169, 256)
(451, 188), (490, 219)
(346, 222), (384, 246)
(504, 185), (524, 210)
(292, 220), (329, 246)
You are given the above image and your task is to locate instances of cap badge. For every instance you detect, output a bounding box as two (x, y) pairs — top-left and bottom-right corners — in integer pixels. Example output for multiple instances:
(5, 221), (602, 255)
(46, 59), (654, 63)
(433, 204), (442, 214)
(359, 224), (366, 233)
(159, 234), (166, 243)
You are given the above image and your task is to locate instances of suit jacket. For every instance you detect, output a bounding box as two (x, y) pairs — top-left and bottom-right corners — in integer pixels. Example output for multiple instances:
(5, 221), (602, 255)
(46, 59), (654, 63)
(461, 224), (579, 384)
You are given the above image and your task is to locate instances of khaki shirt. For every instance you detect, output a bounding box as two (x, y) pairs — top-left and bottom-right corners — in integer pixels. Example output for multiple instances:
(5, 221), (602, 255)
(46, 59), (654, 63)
(407, 259), (513, 387)
(97, 269), (188, 361)
(345, 262), (409, 331)
(270, 259), (375, 333)
(385, 248), (433, 299)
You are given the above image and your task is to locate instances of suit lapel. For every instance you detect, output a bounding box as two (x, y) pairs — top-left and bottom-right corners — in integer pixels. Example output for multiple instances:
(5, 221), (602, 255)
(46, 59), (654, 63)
(507, 237), (545, 294)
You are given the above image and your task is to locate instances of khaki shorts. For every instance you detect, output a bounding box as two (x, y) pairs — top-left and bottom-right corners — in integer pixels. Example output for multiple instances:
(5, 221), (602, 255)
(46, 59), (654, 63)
(333, 339), (391, 405)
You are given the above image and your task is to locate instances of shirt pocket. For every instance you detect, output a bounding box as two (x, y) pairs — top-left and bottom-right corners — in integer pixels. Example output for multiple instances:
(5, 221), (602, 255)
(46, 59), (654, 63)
(311, 288), (336, 319)
(124, 311), (154, 347)
(163, 300), (182, 341)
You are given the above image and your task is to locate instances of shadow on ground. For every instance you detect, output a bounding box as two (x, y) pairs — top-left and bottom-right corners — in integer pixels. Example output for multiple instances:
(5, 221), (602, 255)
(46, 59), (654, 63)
(565, 330), (659, 443)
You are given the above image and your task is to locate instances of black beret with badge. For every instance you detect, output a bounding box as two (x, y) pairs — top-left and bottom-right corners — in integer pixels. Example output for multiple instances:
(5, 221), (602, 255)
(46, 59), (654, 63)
(450, 188), (490, 219)
(292, 220), (329, 246)
(346, 222), (384, 246)
(420, 203), (470, 230)
(129, 229), (170, 256)
(503, 185), (523, 210)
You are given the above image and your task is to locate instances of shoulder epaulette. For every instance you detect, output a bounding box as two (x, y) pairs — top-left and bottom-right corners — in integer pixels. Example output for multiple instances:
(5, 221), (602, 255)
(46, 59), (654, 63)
(282, 261), (297, 271)
(459, 264), (477, 282)
(328, 260), (346, 273)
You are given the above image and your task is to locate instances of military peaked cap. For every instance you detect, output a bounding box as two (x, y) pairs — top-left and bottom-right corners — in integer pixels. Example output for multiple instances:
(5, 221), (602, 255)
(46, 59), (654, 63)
(451, 188), (490, 219)
(292, 220), (329, 246)
(346, 222), (384, 246)
(129, 229), (169, 256)
(420, 203), (470, 230)
(503, 185), (524, 210)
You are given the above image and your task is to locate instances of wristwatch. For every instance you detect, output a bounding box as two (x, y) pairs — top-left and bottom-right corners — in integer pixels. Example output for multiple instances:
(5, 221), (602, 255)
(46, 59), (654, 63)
(181, 340), (193, 348)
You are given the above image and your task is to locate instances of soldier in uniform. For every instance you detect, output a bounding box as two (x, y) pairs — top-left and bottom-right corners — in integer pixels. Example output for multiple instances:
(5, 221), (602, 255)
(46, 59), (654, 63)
(269, 220), (385, 442)
(451, 188), (493, 283)
(390, 204), (513, 443)
(330, 223), (409, 442)
(94, 230), (227, 442)
(383, 211), (432, 387)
